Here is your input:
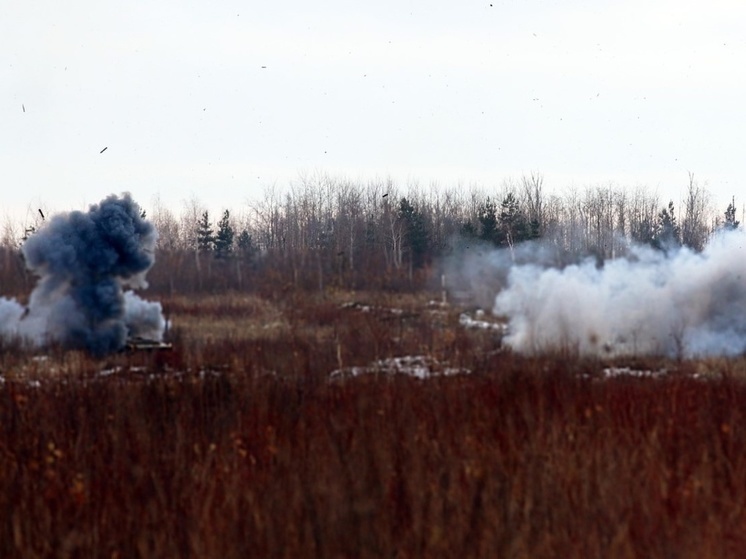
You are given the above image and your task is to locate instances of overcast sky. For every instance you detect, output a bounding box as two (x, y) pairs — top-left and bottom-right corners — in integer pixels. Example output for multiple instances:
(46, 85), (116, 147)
(3, 0), (745, 227)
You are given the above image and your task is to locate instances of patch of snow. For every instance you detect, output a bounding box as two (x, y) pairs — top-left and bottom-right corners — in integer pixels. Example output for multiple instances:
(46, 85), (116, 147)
(330, 355), (471, 380)
(341, 301), (371, 312)
(459, 312), (507, 332)
(601, 367), (668, 379)
(99, 365), (150, 377)
(341, 302), (406, 315)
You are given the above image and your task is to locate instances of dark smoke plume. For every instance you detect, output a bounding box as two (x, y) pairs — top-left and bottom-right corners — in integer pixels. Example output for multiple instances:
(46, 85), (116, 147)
(1, 193), (165, 355)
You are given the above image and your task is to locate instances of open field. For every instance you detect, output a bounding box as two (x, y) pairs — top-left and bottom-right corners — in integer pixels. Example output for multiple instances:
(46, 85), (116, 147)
(3, 291), (746, 557)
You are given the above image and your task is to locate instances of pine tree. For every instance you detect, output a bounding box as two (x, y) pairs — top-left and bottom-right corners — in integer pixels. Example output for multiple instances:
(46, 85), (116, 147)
(213, 210), (235, 258)
(398, 197), (429, 269)
(499, 192), (529, 248)
(237, 229), (254, 255)
(196, 211), (214, 252)
(477, 198), (498, 244)
(460, 220), (477, 240)
(724, 197), (740, 231)
(652, 200), (680, 251)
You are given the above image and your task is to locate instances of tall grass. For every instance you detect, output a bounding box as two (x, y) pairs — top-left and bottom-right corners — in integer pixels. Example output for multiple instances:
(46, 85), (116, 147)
(2, 292), (746, 557)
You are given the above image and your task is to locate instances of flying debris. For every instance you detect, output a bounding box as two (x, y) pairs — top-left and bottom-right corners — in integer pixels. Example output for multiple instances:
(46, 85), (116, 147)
(100, 147), (108, 154)
(22, 104), (25, 113)
(38, 209), (45, 220)
(382, 193), (389, 198)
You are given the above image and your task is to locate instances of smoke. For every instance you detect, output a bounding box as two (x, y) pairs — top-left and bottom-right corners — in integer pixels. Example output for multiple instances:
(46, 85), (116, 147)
(0, 193), (165, 355)
(489, 230), (746, 358)
(443, 237), (567, 310)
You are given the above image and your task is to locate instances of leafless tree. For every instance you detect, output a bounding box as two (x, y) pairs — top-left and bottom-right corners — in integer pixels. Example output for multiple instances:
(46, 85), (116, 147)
(522, 172), (545, 236)
(680, 172), (710, 251)
(150, 195), (181, 251)
(628, 186), (659, 245)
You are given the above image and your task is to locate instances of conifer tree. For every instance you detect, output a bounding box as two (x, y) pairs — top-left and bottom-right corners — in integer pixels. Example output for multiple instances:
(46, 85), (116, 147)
(724, 197), (740, 231)
(398, 197), (429, 268)
(196, 211), (214, 253)
(477, 198), (498, 244)
(214, 210), (235, 258)
(652, 201), (680, 251)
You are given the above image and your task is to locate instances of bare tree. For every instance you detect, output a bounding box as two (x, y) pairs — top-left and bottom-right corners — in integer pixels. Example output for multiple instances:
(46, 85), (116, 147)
(628, 187), (659, 245)
(612, 188), (629, 258)
(150, 195), (181, 251)
(335, 179), (364, 287)
(1, 216), (20, 249)
(521, 172), (545, 237)
(680, 172), (710, 251)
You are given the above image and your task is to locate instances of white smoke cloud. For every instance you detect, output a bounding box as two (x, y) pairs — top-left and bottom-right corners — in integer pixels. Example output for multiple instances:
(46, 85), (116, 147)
(0, 296), (26, 341)
(492, 229), (746, 358)
(123, 290), (166, 341)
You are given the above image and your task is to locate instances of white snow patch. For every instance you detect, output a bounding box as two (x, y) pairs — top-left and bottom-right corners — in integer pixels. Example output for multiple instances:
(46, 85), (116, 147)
(459, 312), (507, 332)
(341, 302), (405, 315)
(601, 367), (668, 379)
(330, 355), (471, 380)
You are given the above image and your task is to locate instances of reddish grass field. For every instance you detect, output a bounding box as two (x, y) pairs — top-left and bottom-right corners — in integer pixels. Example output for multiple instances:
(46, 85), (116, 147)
(2, 292), (746, 558)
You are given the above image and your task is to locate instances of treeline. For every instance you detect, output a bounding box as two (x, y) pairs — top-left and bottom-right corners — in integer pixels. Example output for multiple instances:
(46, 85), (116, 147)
(0, 173), (741, 297)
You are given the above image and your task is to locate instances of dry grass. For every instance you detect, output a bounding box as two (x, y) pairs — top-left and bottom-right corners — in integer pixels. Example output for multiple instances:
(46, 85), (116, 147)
(2, 291), (746, 557)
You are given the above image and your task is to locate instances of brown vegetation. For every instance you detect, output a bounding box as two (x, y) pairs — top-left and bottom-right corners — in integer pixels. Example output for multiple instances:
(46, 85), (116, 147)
(2, 291), (746, 557)
(0, 175), (742, 556)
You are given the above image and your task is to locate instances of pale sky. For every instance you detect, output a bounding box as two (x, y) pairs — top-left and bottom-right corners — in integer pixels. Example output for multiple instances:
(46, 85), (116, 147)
(3, 0), (745, 228)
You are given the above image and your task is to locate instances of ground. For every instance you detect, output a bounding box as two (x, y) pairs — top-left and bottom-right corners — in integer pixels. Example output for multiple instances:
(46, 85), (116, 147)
(1, 290), (746, 558)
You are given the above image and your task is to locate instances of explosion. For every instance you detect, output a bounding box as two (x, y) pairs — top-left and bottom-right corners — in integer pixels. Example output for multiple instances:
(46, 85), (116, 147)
(0, 193), (165, 355)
